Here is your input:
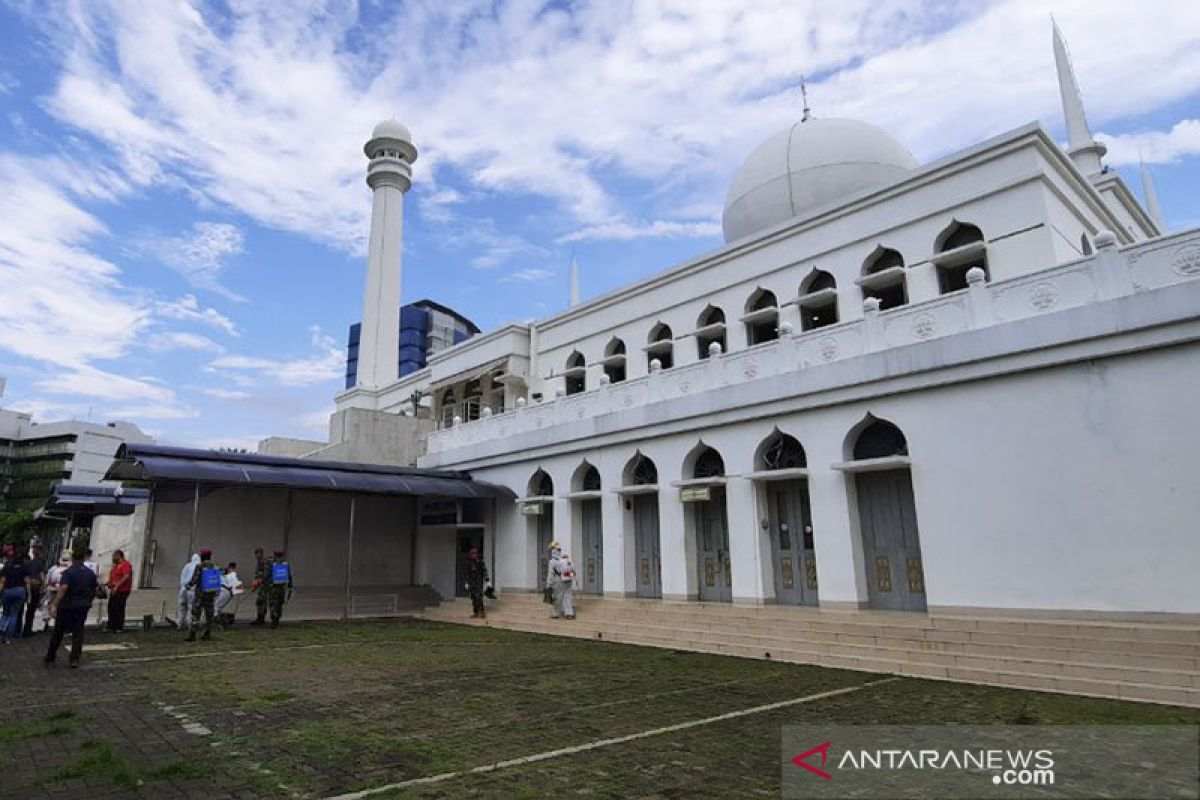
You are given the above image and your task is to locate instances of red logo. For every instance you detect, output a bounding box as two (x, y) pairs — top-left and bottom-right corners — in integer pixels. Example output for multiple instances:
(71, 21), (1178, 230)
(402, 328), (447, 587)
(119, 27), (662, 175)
(792, 741), (833, 780)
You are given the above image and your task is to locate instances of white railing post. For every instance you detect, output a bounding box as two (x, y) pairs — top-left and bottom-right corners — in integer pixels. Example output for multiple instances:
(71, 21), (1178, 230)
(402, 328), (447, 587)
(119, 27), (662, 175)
(1093, 230), (1133, 300)
(966, 267), (994, 327)
(862, 297), (883, 352)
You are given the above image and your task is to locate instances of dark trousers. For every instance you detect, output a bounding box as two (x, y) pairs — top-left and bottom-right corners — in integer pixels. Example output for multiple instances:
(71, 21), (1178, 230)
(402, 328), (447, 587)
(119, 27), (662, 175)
(23, 586), (42, 635)
(46, 607), (88, 664)
(107, 593), (129, 631)
(469, 586), (485, 615)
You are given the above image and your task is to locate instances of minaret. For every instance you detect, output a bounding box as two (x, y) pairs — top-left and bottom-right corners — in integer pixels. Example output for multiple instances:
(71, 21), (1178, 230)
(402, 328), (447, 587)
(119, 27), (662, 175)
(1139, 157), (1166, 232)
(1052, 20), (1106, 177)
(569, 256), (580, 308)
(357, 119), (417, 390)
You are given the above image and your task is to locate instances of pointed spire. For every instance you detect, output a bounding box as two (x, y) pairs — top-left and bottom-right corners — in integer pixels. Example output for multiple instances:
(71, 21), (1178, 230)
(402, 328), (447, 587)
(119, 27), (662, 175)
(569, 254), (580, 308)
(799, 74), (811, 123)
(1139, 155), (1166, 232)
(1052, 18), (1106, 176)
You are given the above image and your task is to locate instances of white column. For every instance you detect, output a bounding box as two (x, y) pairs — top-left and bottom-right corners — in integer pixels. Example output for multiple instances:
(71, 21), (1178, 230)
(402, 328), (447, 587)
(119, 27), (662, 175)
(808, 468), (868, 609)
(600, 490), (628, 596)
(552, 496), (574, 559)
(658, 486), (694, 600)
(726, 477), (770, 604)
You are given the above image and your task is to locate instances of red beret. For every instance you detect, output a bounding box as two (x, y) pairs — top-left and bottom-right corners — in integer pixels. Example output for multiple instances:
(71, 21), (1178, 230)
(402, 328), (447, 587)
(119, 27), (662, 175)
(199, 548), (213, 557)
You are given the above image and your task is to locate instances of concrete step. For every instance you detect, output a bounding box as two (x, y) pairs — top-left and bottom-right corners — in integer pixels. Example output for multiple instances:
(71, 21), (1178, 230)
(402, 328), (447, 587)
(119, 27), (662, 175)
(474, 596), (1200, 656)
(422, 599), (1200, 707)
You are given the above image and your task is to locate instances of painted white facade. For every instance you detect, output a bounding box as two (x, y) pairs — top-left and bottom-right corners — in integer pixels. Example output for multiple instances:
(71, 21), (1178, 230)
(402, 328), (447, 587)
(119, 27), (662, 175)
(331, 33), (1199, 616)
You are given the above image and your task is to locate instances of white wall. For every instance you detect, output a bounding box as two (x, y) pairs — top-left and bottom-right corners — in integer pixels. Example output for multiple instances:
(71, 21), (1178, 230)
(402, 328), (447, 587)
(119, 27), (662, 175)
(460, 336), (1200, 615)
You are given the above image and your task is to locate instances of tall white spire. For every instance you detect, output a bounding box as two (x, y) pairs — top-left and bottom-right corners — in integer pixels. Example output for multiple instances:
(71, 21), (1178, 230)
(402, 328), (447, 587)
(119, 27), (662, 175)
(1139, 156), (1166, 232)
(357, 120), (417, 390)
(569, 255), (580, 308)
(1052, 19), (1106, 176)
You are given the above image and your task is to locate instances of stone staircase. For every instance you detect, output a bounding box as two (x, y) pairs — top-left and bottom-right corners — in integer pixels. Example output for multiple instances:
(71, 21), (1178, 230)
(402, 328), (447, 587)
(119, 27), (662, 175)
(422, 593), (1200, 708)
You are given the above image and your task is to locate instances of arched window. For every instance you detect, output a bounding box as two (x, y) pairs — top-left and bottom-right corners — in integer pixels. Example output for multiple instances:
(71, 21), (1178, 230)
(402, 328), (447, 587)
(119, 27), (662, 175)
(624, 453), (658, 486)
(529, 469), (554, 498)
(574, 462), (601, 492)
(756, 430), (807, 470)
(852, 419), (908, 460)
(744, 288), (779, 345)
(799, 269), (838, 331)
(933, 221), (988, 294)
(696, 305), (726, 359)
(691, 446), (726, 479)
(859, 246), (907, 310)
(647, 323), (674, 370)
(602, 338), (626, 384)
(565, 351), (586, 395)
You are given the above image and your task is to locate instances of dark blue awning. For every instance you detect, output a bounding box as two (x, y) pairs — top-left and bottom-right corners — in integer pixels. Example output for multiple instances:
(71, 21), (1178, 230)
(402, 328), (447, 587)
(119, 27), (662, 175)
(46, 484), (151, 515)
(103, 444), (514, 500)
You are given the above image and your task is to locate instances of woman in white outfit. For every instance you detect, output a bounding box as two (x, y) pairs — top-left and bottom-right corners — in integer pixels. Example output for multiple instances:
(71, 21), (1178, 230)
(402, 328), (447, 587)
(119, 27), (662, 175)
(548, 546), (577, 620)
(177, 554), (200, 630)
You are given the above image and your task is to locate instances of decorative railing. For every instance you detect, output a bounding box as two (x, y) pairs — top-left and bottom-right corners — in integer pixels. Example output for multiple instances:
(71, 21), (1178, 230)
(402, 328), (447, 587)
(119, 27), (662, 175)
(427, 229), (1200, 453)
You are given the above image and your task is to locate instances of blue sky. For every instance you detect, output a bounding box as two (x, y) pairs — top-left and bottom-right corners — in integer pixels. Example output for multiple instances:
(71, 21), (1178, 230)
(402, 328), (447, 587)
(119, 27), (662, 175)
(0, 0), (1197, 449)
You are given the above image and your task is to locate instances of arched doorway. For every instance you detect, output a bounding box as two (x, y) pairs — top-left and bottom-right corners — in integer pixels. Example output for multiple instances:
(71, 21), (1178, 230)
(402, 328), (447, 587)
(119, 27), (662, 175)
(684, 444), (731, 603)
(755, 430), (817, 606)
(847, 416), (925, 611)
(527, 469), (555, 591)
(573, 462), (603, 595)
(623, 453), (661, 599)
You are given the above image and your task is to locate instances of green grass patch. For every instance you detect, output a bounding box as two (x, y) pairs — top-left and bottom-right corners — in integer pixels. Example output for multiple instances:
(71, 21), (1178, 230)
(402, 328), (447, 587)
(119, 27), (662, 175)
(53, 738), (141, 791)
(0, 709), (79, 742)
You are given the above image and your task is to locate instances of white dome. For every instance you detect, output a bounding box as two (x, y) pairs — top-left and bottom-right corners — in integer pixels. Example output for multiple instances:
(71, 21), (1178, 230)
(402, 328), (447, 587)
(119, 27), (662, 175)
(371, 118), (412, 141)
(722, 118), (918, 243)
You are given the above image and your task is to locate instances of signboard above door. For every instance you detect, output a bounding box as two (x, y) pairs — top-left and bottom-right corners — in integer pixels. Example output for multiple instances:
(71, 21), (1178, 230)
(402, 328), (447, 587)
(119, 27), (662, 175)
(679, 486), (711, 503)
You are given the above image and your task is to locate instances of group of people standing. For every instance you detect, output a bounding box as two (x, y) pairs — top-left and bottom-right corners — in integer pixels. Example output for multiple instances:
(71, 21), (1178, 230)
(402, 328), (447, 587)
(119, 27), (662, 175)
(177, 547), (293, 641)
(1, 541), (134, 646)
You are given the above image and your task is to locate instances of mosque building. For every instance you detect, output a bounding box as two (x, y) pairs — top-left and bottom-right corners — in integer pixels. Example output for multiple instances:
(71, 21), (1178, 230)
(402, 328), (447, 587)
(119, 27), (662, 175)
(335, 23), (1197, 618)
(106, 25), (1198, 705)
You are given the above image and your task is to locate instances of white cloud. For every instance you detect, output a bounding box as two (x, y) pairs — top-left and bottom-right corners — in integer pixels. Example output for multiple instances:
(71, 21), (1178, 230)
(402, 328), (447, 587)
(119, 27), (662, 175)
(502, 268), (556, 284)
(1099, 119), (1200, 166)
(137, 221), (246, 301)
(199, 387), (251, 401)
(0, 154), (149, 369)
(559, 219), (723, 243)
(148, 331), (226, 353)
(25, 0), (1198, 263)
(206, 326), (344, 387)
(154, 295), (239, 337)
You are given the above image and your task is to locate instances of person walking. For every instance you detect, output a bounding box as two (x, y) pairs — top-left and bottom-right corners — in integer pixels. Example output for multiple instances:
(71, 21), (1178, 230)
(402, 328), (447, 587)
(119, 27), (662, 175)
(83, 549), (99, 577)
(177, 554), (199, 630)
(21, 542), (47, 637)
(44, 550), (99, 668)
(0, 550), (31, 643)
(552, 549), (577, 620)
(266, 550), (293, 628)
(463, 546), (488, 619)
(105, 550), (133, 632)
(185, 549), (221, 642)
(250, 548), (269, 626)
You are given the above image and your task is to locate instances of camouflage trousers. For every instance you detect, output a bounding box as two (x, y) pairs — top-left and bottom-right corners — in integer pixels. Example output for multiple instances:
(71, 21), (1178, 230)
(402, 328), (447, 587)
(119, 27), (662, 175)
(190, 591), (217, 636)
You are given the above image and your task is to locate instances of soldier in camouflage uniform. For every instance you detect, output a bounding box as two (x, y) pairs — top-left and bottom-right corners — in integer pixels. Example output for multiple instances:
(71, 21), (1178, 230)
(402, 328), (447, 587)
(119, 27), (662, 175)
(463, 546), (488, 619)
(267, 549), (293, 628)
(185, 548), (220, 642)
(250, 548), (269, 625)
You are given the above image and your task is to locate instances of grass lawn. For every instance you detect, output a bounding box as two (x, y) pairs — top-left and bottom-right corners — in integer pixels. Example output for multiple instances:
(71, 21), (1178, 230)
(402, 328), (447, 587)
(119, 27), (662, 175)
(3, 619), (1196, 799)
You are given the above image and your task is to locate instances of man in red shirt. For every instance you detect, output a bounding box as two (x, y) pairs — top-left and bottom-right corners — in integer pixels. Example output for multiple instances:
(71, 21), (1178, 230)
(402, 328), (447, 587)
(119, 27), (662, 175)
(105, 550), (134, 632)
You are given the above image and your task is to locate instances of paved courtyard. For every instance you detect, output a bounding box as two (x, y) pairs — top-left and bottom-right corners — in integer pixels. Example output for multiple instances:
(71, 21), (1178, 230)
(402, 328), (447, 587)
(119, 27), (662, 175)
(0, 619), (1196, 799)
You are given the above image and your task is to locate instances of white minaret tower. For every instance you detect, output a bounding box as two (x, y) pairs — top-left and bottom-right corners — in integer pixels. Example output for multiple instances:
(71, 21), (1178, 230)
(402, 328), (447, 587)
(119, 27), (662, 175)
(569, 255), (580, 308)
(1052, 20), (1106, 177)
(357, 119), (417, 390)
(1139, 157), (1167, 232)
